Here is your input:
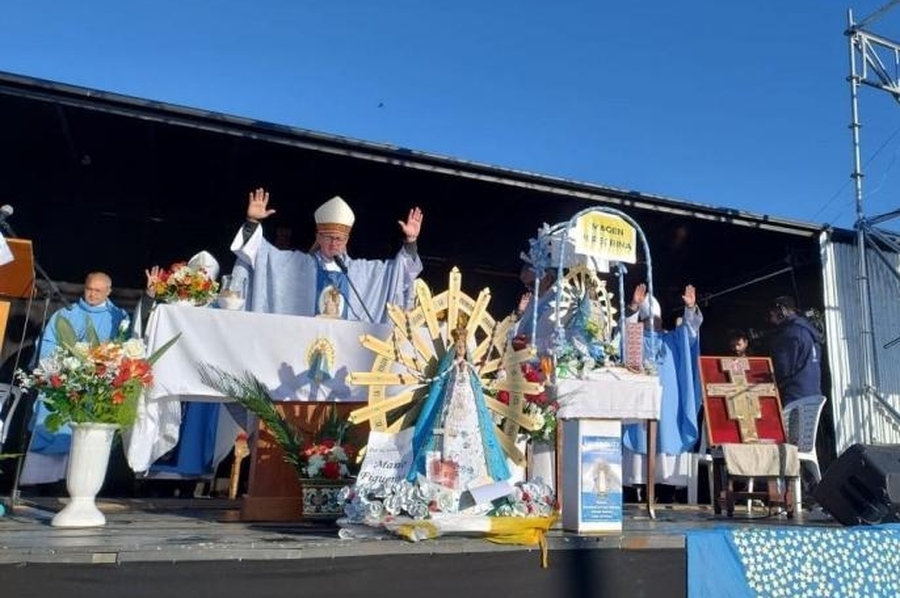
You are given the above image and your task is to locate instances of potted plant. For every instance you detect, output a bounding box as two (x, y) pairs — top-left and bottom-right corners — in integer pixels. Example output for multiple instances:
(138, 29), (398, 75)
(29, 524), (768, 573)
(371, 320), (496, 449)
(198, 366), (357, 521)
(15, 317), (178, 527)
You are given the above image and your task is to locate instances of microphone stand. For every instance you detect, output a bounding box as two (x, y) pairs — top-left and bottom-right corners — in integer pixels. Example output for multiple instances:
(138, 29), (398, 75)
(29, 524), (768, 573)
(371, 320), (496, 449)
(0, 218), (71, 510)
(334, 256), (376, 323)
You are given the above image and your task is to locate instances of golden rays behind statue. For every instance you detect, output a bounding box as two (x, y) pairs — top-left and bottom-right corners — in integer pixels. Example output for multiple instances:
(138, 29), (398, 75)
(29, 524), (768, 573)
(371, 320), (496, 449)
(347, 267), (545, 467)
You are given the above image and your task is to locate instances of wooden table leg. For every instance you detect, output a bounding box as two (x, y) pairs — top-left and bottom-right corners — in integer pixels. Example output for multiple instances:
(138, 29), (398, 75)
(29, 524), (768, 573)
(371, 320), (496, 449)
(646, 419), (657, 519)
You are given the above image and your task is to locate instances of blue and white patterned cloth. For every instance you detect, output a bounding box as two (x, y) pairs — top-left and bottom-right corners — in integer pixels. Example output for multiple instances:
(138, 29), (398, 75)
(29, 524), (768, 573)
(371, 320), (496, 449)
(688, 524), (900, 598)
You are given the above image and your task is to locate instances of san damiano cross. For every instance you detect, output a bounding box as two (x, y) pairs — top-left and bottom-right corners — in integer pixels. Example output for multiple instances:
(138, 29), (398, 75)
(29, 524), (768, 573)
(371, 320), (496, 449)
(704, 357), (778, 442)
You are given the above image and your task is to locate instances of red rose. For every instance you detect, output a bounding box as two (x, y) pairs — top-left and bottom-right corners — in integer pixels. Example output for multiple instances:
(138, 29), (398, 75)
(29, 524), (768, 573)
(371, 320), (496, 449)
(112, 389), (126, 405)
(321, 460), (342, 479)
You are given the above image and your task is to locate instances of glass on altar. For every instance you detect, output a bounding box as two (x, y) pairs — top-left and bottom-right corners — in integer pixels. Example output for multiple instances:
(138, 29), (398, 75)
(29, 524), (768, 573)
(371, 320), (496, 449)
(217, 274), (247, 310)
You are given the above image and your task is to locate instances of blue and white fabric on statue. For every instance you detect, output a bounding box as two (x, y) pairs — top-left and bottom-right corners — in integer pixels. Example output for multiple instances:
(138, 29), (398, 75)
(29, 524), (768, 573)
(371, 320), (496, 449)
(406, 349), (510, 497)
(621, 296), (703, 487)
(20, 297), (130, 485)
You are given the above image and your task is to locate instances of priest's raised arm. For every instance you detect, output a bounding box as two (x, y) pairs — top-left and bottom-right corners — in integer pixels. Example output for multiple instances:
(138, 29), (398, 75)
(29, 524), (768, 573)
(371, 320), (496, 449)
(229, 188), (423, 322)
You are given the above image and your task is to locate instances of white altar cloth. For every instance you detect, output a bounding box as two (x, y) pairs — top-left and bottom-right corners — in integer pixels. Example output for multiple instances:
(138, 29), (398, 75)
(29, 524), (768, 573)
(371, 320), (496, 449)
(554, 368), (663, 517)
(555, 368), (662, 421)
(126, 305), (390, 472)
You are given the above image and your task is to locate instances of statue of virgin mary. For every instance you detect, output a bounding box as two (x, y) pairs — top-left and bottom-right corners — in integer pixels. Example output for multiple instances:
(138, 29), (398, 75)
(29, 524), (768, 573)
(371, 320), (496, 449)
(406, 316), (509, 491)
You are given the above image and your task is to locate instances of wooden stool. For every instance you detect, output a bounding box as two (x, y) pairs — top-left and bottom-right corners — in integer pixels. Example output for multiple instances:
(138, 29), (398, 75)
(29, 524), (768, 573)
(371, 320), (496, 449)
(712, 454), (795, 517)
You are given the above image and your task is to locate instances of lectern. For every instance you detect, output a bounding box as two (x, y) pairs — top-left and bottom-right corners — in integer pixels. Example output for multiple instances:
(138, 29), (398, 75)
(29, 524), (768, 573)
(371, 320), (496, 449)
(0, 238), (35, 347)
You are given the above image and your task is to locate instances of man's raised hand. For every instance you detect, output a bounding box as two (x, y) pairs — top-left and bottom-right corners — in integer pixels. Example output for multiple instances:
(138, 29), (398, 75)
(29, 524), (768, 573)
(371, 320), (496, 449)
(247, 188), (276, 222)
(399, 207), (423, 244)
(683, 284), (697, 309)
(631, 283), (647, 308)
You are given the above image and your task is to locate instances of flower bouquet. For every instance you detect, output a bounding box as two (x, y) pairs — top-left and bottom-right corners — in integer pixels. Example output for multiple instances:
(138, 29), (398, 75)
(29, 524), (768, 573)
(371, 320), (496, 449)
(554, 316), (622, 379)
(301, 439), (356, 480)
(15, 317), (179, 432)
(497, 360), (559, 443)
(149, 261), (219, 306)
(15, 316), (179, 527)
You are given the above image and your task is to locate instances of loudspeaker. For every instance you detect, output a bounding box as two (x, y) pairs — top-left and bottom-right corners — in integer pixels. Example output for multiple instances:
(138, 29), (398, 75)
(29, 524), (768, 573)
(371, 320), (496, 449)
(814, 443), (900, 526)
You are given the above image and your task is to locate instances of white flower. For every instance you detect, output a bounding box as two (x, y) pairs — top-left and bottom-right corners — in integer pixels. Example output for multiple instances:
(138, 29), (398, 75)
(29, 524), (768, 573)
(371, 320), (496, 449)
(121, 338), (147, 359)
(306, 454), (326, 477)
(330, 446), (348, 461)
(40, 356), (62, 375)
(61, 356), (83, 372)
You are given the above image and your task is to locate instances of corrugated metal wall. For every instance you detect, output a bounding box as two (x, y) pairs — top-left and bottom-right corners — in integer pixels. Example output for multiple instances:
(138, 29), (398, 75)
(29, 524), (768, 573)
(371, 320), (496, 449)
(822, 232), (900, 453)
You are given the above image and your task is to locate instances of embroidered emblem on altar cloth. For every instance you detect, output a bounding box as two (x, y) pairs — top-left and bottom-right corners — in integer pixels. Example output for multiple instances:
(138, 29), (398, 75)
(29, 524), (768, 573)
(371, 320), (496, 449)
(306, 338), (336, 384)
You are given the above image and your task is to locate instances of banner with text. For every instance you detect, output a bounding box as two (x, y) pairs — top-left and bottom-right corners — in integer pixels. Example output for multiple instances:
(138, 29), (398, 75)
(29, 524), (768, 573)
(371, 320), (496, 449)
(573, 212), (637, 263)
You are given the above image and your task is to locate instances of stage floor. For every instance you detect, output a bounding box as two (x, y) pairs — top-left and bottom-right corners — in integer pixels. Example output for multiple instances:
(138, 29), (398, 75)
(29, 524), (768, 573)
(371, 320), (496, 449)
(0, 499), (853, 598)
(0, 497), (840, 565)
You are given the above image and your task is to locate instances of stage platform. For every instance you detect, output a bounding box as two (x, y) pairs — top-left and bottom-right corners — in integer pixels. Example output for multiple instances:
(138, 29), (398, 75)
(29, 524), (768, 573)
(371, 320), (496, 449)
(0, 498), (845, 598)
(0, 498), (839, 565)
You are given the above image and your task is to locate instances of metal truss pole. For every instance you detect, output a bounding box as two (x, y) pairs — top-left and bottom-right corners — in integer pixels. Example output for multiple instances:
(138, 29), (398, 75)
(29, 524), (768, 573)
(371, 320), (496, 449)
(846, 4), (900, 432)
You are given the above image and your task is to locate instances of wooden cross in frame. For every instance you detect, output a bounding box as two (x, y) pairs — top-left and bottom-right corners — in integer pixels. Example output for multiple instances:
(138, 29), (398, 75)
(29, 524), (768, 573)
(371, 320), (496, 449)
(700, 356), (786, 446)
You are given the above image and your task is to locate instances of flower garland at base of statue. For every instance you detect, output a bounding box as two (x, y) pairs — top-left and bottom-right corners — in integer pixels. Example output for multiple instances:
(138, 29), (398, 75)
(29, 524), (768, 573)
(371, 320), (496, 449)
(338, 478), (558, 567)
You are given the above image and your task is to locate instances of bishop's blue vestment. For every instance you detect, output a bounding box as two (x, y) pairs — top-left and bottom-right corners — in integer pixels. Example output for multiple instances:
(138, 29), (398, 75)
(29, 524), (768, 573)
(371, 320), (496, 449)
(230, 226), (422, 323)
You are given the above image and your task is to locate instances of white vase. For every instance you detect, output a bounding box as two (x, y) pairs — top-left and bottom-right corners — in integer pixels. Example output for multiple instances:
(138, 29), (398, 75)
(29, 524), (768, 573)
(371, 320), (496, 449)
(527, 438), (557, 491)
(51, 422), (117, 528)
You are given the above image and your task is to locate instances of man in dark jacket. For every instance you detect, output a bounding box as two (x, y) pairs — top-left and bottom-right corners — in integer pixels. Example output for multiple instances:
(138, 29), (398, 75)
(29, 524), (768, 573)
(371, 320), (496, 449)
(767, 295), (823, 406)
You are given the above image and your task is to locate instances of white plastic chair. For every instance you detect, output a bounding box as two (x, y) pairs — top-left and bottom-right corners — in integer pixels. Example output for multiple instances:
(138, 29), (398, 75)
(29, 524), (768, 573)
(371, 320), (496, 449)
(687, 431), (715, 506)
(781, 395), (826, 513)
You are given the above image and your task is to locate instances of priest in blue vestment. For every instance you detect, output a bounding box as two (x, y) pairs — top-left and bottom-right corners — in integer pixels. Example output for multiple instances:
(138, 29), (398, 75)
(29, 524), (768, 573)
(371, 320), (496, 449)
(230, 188), (424, 323)
(621, 283), (704, 488)
(20, 272), (130, 486)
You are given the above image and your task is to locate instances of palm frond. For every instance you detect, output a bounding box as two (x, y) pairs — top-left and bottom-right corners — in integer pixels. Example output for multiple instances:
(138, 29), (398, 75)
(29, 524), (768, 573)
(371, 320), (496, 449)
(198, 364), (303, 472)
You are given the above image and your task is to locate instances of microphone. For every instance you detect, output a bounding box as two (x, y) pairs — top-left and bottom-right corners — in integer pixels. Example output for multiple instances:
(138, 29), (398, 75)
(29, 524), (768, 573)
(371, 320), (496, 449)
(0, 204), (12, 225)
(333, 255), (376, 323)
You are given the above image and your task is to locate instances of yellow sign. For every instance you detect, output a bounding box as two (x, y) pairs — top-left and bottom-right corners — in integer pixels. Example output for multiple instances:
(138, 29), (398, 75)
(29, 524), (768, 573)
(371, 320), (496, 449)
(573, 213), (637, 263)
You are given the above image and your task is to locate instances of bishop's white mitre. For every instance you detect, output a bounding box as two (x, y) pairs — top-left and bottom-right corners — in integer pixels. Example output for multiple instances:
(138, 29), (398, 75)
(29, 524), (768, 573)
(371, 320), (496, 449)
(314, 195), (355, 234)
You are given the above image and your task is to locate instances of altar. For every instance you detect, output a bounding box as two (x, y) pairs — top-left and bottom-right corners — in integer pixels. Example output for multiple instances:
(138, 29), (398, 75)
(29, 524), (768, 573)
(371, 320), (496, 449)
(127, 304), (390, 520)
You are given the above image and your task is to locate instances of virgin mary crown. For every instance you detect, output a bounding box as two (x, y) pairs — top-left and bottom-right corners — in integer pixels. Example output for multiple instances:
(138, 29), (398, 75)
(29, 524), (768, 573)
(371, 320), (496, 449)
(314, 196), (355, 235)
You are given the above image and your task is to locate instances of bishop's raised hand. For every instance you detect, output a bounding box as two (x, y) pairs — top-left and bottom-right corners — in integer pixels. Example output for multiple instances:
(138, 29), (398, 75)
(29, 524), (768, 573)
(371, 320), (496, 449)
(246, 187), (276, 222)
(398, 207), (423, 244)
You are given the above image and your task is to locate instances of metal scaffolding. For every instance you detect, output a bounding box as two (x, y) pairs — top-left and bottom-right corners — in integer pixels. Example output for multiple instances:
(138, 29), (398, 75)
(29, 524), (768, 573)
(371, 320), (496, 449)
(846, 2), (900, 425)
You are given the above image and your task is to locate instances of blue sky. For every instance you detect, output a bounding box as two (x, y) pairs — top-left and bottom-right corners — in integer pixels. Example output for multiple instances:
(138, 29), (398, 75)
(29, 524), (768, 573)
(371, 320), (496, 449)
(3, 1), (900, 230)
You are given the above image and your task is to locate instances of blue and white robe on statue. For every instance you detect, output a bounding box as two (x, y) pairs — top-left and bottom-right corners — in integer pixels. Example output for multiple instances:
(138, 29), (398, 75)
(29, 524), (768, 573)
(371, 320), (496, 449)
(20, 298), (130, 485)
(230, 226), (422, 322)
(621, 307), (703, 487)
(406, 350), (510, 487)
